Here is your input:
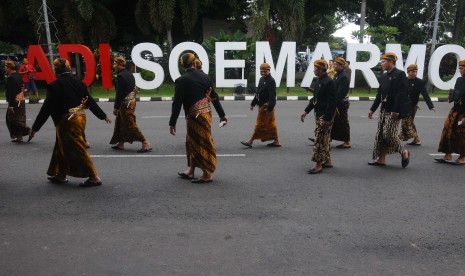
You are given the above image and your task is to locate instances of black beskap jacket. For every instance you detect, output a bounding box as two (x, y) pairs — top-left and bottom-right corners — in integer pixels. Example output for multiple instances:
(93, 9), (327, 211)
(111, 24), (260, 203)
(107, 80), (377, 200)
(251, 74), (276, 112)
(304, 73), (337, 122)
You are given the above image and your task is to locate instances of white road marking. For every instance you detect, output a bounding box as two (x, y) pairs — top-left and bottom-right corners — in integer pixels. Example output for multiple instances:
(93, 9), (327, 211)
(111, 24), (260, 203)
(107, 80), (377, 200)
(91, 154), (246, 158)
(429, 153), (458, 156)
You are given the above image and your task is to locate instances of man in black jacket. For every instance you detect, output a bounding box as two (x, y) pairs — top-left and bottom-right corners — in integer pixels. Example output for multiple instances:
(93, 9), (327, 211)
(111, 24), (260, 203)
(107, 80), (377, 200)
(301, 59), (338, 174)
(368, 52), (410, 168)
(330, 57), (352, 149)
(241, 61), (281, 147)
(399, 64), (435, 145)
(109, 56), (151, 153)
(29, 58), (112, 187)
(4, 60), (30, 142)
(170, 53), (227, 183)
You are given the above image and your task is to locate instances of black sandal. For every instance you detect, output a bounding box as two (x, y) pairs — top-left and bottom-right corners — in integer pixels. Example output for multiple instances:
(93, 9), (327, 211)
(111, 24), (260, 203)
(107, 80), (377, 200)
(79, 179), (102, 187)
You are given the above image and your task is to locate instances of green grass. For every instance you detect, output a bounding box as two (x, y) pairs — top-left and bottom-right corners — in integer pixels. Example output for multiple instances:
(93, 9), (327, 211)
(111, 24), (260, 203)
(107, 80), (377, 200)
(0, 83), (449, 100)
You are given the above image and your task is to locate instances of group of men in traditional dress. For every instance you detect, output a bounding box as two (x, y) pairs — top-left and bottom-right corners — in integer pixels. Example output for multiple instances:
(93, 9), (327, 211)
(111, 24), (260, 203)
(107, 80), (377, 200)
(4, 52), (465, 186)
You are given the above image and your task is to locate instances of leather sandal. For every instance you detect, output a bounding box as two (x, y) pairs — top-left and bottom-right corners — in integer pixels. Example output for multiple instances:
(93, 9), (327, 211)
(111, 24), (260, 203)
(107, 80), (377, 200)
(178, 172), (195, 180)
(240, 141), (252, 148)
(307, 168), (322, 174)
(137, 148), (152, 153)
(48, 176), (68, 184)
(79, 179), (102, 187)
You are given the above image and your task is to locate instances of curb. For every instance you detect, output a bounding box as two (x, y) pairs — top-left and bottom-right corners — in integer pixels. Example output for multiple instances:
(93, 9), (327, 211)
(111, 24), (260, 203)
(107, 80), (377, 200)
(0, 96), (449, 105)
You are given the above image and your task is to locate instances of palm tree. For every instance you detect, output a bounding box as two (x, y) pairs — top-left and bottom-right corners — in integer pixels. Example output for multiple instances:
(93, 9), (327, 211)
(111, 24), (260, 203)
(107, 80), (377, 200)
(27, 0), (116, 47)
(383, 0), (395, 15)
(135, 0), (200, 50)
(249, 0), (305, 41)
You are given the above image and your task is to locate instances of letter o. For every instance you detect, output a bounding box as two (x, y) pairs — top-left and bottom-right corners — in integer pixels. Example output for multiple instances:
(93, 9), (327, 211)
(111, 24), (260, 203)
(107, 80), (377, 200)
(428, 45), (465, 90)
(169, 42), (209, 81)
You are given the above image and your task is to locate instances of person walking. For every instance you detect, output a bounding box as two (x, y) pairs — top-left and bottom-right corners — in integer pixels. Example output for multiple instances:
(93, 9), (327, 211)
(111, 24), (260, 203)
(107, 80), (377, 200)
(29, 58), (112, 187)
(5, 60), (30, 142)
(109, 56), (152, 153)
(435, 59), (465, 165)
(367, 52), (410, 168)
(241, 60), (281, 148)
(399, 64), (435, 145)
(301, 59), (338, 174)
(169, 53), (228, 183)
(330, 57), (352, 149)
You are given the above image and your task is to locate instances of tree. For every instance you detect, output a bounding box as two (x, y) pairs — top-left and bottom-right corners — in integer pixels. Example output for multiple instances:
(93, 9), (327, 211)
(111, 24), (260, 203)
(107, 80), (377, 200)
(202, 30), (256, 82)
(26, 0), (117, 48)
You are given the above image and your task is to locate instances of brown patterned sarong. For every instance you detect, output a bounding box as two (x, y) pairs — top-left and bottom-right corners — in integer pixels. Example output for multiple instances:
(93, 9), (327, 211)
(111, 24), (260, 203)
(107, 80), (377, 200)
(47, 113), (97, 177)
(6, 99), (30, 139)
(251, 103), (278, 142)
(110, 94), (146, 144)
(372, 111), (404, 159)
(438, 109), (465, 155)
(331, 101), (350, 142)
(399, 106), (418, 141)
(185, 99), (216, 174)
(312, 115), (334, 163)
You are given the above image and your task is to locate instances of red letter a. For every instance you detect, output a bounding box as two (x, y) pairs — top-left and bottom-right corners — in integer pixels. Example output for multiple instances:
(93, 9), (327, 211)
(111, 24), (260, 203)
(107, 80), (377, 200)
(26, 45), (55, 83)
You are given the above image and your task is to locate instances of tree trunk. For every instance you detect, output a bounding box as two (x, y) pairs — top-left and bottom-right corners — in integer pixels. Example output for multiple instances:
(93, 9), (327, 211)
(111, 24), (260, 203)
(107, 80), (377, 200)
(360, 0), (366, 43)
(167, 28), (173, 50)
(452, 0), (464, 42)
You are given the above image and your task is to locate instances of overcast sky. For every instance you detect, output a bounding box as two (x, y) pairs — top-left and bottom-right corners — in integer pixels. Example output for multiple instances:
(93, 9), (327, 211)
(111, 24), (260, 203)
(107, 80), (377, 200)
(332, 22), (360, 43)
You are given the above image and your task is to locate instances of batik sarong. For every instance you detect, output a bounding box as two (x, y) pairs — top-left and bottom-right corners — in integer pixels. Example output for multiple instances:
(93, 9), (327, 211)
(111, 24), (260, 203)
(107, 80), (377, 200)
(110, 92), (146, 144)
(185, 98), (216, 174)
(372, 111), (404, 159)
(251, 103), (278, 142)
(438, 109), (465, 155)
(399, 106), (418, 141)
(6, 92), (30, 138)
(47, 110), (97, 177)
(331, 101), (350, 142)
(312, 115), (334, 163)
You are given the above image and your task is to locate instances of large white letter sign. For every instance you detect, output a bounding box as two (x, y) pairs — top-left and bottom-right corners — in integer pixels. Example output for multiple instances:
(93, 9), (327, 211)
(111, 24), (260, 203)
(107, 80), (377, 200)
(256, 41), (273, 86)
(256, 42), (296, 87)
(131, 43), (164, 89)
(255, 42), (296, 87)
(385, 44), (427, 78)
(215, 42), (247, 87)
(169, 42), (209, 81)
(404, 44), (427, 78)
(346, 43), (381, 88)
(301, 42), (333, 88)
(428, 44), (465, 90)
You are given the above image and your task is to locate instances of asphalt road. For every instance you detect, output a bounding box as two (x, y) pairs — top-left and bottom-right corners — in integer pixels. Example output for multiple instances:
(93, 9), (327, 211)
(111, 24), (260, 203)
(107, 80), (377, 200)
(1, 100), (464, 276)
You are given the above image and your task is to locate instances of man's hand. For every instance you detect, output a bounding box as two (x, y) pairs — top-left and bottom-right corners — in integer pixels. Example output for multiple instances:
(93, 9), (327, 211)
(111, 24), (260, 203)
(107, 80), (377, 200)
(220, 117), (228, 126)
(368, 111), (373, 119)
(104, 117), (112, 124)
(391, 112), (399, 120)
(301, 112), (308, 123)
(170, 126), (176, 136)
(113, 109), (118, 116)
(250, 106), (254, 111)
(431, 108), (436, 113)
